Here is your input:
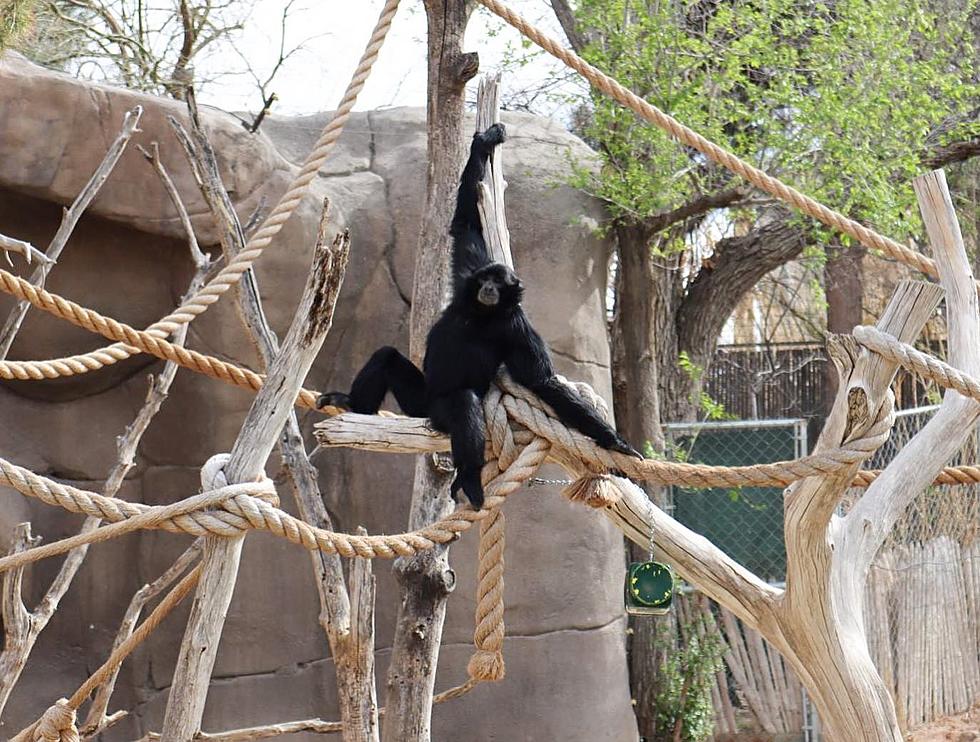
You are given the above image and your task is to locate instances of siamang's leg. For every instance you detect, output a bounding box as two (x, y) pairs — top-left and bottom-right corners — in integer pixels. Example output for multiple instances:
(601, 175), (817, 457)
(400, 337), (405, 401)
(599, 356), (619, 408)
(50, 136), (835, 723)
(318, 346), (427, 417)
(429, 389), (486, 509)
(504, 318), (640, 458)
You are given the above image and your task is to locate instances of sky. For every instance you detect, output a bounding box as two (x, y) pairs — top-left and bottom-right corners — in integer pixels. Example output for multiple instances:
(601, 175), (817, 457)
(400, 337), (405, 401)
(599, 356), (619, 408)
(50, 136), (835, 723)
(195, 0), (577, 119)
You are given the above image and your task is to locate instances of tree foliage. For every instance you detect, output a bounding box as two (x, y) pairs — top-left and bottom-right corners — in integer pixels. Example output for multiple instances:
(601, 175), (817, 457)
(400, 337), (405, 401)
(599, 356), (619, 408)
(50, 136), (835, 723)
(0, 0), (39, 50)
(651, 613), (725, 742)
(574, 0), (978, 241)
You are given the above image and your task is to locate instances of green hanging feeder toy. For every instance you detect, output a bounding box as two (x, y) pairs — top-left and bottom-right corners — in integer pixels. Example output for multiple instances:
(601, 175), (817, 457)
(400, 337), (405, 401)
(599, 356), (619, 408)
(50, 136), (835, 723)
(625, 516), (674, 615)
(625, 560), (674, 615)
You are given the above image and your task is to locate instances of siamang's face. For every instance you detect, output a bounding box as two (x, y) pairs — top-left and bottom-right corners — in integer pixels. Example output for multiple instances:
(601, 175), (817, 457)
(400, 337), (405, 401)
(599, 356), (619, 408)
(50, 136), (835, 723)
(468, 263), (523, 313)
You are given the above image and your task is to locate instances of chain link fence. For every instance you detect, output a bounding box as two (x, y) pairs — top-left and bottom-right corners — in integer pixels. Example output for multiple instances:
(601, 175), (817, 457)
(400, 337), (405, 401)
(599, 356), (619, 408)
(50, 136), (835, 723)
(671, 407), (980, 739)
(844, 405), (980, 730)
(666, 418), (807, 584)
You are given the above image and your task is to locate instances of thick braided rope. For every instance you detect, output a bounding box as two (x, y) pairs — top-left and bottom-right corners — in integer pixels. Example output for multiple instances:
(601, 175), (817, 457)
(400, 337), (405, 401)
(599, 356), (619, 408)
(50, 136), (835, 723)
(467, 388), (523, 682)
(468, 507), (506, 681)
(5, 330), (979, 569)
(8, 259), (975, 488)
(854, 325), (980, 405)
(0, 480), (275, 573)
(0, 437), (550, 562)
(1, 270), (969, 492)
(474, 0), (943, 283)
(0, 267), (314, 406)
(0, 0), (401, 381)
(498, 376), (895, 488)
(11, 699), (78, 742)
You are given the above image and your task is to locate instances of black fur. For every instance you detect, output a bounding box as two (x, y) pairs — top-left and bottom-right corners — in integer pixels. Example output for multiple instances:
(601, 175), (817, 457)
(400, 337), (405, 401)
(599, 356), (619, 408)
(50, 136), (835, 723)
(318, 124), (640, 508)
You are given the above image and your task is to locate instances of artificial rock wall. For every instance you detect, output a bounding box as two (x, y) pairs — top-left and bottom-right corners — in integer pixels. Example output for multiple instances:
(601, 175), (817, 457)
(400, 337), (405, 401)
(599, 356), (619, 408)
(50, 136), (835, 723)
(0, 53), (637, 741)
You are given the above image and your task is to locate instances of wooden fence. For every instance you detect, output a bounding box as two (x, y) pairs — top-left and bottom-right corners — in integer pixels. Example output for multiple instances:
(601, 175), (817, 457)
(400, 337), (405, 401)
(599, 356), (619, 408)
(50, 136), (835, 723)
(706, 342), (947, 423)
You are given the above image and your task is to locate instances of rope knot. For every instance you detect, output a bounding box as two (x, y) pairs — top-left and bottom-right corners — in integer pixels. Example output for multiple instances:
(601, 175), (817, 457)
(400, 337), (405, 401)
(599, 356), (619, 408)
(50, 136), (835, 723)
(467, 648), (506, 681)
(201, 452), (232, 490)
(562, 474), (621, 509)
(201, 453), (278, 507)
(32, 699), (78, 742)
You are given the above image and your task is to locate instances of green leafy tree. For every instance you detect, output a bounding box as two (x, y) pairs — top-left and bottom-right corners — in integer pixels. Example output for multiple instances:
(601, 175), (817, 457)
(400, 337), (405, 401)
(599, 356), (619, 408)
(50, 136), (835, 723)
(0, 0), (39, 50)
(548, 0), (978, 736)
(651, 615), (725, 742)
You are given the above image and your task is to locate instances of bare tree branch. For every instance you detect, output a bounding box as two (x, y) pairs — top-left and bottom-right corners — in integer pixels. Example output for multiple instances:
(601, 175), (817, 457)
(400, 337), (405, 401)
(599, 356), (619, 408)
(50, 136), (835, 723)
(0, 105), (143, 360)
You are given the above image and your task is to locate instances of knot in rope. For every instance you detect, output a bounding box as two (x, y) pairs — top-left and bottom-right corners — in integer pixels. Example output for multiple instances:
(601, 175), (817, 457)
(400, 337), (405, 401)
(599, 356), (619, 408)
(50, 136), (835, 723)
(854, 325), (980, 407)
(201, 453), (279, 509)
(562, 474), (622, 509)
(29, 699), (78, 742)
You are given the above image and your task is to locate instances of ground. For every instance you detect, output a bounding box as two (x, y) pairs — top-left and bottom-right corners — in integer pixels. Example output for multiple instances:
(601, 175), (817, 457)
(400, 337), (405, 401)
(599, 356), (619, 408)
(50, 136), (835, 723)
(909, 703), (980, 741)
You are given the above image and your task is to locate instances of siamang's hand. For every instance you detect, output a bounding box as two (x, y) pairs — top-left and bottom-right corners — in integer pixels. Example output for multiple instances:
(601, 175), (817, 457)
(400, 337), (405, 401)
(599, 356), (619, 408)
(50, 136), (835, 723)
(598, 431), (643, 459)
(476, 122), (507, 149)
(316, 392), (352, 411)
(614, 439), (644, 459)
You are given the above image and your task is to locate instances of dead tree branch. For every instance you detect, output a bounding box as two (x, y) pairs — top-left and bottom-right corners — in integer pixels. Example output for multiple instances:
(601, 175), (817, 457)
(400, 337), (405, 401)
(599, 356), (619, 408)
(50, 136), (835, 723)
(159, 201), (349, 736)
(0, 105), (142, 359)
(170, 89), (379, 740)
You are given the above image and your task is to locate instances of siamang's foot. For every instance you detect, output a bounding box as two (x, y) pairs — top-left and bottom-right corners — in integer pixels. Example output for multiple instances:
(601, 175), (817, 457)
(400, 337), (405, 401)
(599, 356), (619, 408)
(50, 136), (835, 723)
(477, 123), (507, 149)
(450, 468), (485, 510)
(316, 391), (352, 411)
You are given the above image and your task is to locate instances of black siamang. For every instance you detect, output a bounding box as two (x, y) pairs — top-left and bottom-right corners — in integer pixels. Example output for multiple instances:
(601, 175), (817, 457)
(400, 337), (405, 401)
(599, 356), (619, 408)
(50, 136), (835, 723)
(318, 123), (639, 508)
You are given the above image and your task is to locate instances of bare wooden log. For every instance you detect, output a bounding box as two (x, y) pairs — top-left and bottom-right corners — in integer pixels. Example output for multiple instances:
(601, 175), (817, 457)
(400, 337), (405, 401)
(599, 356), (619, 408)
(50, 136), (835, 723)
(848, 170), (980, 567)
(0, 523), (40, 712)
(160, 206), (350, 736)
(138, 718), (343, 741)
(0, 106), (143, 359)
(0, 142), (208, 716)
(475, 73), (512, 267)
(173, 97), (379, 740)
(382, 4), (477, 739)
(336, 527), (380, 741)
(316, 414), (449, 454)
(776, 170), (976, 741)
(784, 280), (943, 568)
(774, 281), (940, 742)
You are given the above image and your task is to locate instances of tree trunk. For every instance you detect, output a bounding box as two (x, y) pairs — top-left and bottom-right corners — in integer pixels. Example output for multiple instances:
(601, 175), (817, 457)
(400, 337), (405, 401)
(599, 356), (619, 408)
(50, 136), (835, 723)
(382, 3), (476, 740)
(824, 241), (865, 413)
(612, 216), (807, 738)
(612, 225), (686, 740)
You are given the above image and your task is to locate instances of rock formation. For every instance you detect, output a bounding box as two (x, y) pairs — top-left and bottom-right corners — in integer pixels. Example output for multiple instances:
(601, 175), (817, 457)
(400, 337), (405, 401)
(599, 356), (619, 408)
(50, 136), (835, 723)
(0, 53), (636, 741)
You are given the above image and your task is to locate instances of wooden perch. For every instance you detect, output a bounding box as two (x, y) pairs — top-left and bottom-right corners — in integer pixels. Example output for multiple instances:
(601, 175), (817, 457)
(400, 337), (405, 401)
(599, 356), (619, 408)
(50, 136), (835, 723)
(160, 205), (350, 737)
(475, 73), (512, 266)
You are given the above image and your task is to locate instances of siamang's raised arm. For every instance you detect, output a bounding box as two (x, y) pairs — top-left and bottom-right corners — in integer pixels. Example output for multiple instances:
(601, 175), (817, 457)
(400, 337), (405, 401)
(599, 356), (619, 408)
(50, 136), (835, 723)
(504, 314), (640, 457)
(450, 124), (507, 293)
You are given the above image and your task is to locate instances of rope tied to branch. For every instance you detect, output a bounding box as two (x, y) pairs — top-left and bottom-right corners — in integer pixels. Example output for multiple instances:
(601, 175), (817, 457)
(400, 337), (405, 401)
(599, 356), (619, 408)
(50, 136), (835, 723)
(14, 699), (78, 742)
(13, 325), (980, 728)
